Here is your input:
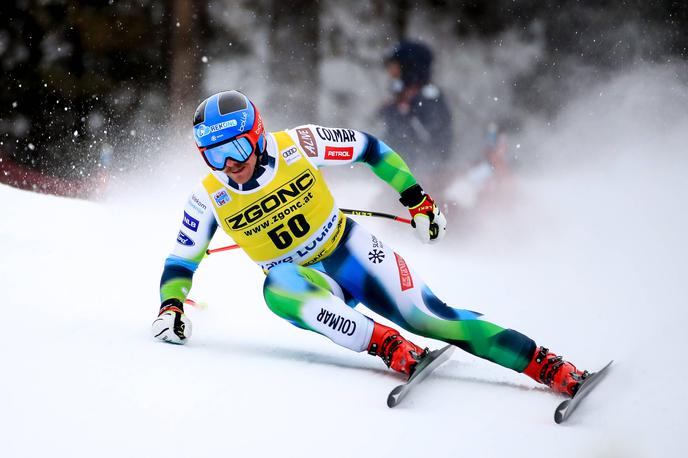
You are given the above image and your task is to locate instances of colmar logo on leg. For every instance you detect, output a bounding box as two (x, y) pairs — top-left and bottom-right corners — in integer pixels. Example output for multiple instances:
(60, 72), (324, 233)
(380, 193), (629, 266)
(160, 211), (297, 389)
(317, 308), (357, 336)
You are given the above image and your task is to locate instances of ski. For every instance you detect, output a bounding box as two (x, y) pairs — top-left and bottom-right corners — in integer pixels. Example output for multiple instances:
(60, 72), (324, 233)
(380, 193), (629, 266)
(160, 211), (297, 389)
(554, 360), (613, 424)
(387, 344), (456, 408)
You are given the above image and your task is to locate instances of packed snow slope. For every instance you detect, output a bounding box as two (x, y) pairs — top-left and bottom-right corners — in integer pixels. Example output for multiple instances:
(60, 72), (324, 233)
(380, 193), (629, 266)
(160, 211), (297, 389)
(2, 67), (688, 458)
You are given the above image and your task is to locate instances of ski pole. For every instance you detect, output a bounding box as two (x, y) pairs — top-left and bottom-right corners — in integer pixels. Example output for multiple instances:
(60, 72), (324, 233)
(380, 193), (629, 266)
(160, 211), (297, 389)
(205, 208), (411, 255)
(339, 208), (411, 225)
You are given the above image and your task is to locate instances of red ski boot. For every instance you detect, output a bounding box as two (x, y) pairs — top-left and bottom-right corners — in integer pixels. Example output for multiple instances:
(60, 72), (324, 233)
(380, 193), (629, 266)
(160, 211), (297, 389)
(524, 346), (589, 397)
(367, 322), (428, 376)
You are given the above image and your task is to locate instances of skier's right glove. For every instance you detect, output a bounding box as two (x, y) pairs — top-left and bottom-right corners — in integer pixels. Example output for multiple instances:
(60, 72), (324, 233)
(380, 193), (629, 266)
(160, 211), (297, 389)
(399, 184), (447, 243)
(151, 298), (192, 344)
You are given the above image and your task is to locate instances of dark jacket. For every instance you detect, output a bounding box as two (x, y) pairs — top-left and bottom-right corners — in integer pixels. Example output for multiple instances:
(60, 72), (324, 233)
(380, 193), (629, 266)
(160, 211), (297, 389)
(379, 84), (454, 172)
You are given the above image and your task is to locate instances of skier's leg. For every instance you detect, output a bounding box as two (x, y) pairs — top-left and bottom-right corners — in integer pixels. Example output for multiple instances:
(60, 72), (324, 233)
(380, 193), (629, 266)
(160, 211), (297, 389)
(262, 263), (374, 352)
(320, 220), (535, 372)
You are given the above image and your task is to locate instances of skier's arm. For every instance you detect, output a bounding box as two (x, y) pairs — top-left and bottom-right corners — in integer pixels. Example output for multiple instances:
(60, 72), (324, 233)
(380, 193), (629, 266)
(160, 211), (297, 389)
(354, 132), (446, 243)
(153, 189), (218, 344)
(284, 124), (416, 192)
(285, 124), (445, 243)
(357, 132), (417, 193)
(160, 189), (217, 303)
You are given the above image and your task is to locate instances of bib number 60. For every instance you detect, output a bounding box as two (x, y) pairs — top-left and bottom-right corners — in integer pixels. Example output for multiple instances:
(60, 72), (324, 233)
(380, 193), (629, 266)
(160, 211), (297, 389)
(267, 214), (311, 249)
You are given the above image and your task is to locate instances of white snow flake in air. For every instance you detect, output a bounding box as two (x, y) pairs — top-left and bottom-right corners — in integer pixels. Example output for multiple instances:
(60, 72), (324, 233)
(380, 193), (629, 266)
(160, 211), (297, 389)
(73, 130), (79, 137)
(201, 56), (208, 63)
(28, 143), (35, 150)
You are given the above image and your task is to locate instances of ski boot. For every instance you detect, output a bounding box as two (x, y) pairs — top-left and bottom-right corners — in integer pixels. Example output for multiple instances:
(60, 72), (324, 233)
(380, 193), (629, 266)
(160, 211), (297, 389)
(524, 346), (589, 397)
(367, 322), (428, 376)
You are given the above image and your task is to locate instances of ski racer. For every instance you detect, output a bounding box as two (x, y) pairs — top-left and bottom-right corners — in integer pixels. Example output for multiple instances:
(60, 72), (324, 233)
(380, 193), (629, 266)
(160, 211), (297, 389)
(152, 90), (588, 397)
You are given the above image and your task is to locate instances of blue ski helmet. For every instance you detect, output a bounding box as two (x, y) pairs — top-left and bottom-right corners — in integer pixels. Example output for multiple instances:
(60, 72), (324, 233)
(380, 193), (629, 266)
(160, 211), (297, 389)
(192, 91), (265, 170)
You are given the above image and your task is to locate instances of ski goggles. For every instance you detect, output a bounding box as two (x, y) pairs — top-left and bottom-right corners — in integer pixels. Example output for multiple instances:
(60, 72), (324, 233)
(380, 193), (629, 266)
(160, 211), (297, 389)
(199, 133), (264, 170)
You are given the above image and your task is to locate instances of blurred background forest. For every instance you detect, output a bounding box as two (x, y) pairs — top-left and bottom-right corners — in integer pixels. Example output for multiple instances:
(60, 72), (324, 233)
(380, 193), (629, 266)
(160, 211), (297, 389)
(1, 0), (687, 198)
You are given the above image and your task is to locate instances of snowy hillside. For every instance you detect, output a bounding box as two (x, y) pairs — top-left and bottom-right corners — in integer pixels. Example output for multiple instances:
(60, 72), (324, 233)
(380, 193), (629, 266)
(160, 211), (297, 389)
(3, 67), (688, 457)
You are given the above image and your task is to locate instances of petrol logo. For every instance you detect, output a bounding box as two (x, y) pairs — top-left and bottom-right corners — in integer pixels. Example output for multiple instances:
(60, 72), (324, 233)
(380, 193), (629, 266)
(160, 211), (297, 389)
(325, 146), (353, 160)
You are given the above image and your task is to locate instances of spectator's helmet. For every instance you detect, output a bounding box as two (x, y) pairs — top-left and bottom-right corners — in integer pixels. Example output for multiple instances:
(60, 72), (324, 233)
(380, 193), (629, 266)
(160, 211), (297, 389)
(192, 91), (265, 170)
(385, 40), (434, 88)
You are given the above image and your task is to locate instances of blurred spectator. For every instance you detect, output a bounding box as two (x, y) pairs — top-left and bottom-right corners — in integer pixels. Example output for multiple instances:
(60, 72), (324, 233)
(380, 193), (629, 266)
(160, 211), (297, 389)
(446, 122), (517, 216)
(379, 40), (454, 179)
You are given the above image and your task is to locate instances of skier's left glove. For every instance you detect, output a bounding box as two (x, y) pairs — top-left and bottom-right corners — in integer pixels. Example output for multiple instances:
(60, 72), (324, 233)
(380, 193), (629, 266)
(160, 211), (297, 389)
(151, 299), (192, 344)
(400, 184), (447, 243)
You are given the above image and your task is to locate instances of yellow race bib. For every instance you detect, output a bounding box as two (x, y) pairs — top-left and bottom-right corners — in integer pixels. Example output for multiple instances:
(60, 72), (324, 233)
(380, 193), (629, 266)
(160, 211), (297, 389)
(202, 131), (345, 270)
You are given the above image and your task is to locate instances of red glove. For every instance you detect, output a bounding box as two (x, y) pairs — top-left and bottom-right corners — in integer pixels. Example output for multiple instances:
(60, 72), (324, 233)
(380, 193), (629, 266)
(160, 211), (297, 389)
(399, 185), (447, 243)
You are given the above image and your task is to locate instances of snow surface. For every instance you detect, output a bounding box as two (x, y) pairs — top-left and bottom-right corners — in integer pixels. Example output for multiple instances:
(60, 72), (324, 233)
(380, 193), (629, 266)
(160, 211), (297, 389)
(3, 66), (688, 457)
